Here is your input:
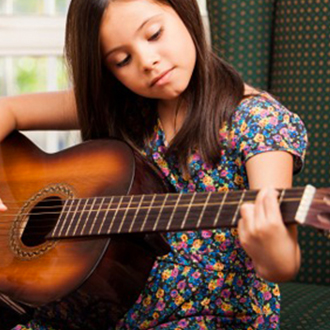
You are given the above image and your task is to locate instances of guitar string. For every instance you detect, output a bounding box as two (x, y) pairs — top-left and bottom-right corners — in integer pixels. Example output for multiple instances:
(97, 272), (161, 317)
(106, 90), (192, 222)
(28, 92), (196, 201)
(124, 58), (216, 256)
(0, 187), (307, 205)
(0, 209), (301, 241)
(0, 197), (315, 223)
(0, 200), (323, 235)
(0, 201), (305, 224)
(0, 188), (310, 212)
(0, 204), (317, 239)
(0, 194), (324, 238)
(0, 214), (319, 243)
(0, 188), (314, 233)
(0, 194), (307, 209)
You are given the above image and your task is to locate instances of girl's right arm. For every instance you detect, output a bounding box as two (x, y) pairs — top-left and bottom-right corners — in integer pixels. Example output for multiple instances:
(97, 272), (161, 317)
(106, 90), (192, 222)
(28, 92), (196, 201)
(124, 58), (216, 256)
(0, 89), (79, 142)
(0, 89), (79, 210)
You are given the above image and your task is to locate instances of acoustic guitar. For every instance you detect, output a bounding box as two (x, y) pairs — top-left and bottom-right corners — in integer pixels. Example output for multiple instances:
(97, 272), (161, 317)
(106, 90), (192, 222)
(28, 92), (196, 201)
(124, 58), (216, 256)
(0, 131), (329, 323)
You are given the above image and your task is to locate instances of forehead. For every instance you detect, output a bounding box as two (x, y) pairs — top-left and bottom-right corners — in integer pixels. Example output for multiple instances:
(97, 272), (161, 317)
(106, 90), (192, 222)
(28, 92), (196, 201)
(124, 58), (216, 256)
(100, 0), (167, 44)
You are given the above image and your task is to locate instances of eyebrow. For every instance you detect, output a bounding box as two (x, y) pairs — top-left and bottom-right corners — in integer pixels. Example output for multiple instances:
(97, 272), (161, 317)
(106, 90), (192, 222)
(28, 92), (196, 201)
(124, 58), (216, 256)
(104, 14), (162, 59)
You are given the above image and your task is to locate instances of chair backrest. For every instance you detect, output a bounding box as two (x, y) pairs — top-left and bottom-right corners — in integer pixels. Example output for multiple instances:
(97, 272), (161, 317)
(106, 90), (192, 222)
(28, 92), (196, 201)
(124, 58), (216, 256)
(207, 0), (330, 285)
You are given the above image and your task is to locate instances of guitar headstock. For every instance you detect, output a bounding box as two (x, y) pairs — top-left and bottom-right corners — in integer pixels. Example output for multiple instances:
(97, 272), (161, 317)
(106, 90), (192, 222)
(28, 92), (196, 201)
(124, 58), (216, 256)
(299, 186), (330, 233)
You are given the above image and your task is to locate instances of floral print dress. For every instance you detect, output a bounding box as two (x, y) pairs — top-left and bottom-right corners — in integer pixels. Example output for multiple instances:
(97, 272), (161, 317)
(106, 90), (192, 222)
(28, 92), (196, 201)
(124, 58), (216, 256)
(13, 92), (307, 330)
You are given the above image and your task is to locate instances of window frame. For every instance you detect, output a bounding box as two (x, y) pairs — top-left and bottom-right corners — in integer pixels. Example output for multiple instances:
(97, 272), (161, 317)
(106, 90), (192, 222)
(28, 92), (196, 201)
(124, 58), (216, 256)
(0, 16), (65, 56)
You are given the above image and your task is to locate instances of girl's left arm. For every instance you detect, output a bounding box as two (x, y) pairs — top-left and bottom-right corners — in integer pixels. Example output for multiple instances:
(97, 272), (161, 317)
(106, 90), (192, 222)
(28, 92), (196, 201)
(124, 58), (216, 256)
(238, 150), (301, 283)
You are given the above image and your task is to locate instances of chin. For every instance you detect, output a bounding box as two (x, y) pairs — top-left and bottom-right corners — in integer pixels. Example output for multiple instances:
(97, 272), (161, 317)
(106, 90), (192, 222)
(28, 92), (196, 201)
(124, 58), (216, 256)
(164, 85), (189, 100)
(164, 92), (183, 100)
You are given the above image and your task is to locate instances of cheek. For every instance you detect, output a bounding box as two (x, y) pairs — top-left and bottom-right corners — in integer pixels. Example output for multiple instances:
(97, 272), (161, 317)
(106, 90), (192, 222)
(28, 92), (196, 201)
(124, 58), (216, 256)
(111, 69), (131, 87)
(182, 32), (196, 62)
(168, 28), (196, 65)
(113, 70), (143, 93)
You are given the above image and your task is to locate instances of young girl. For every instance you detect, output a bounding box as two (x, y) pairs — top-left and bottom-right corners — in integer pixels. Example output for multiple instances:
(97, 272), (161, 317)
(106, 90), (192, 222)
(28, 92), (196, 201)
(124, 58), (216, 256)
(0, 0), (307, 329)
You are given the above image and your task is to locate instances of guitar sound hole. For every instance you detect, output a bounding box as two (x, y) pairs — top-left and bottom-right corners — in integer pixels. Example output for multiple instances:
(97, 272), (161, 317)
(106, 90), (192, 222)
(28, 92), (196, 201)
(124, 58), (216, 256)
(21, 196), (63, 247)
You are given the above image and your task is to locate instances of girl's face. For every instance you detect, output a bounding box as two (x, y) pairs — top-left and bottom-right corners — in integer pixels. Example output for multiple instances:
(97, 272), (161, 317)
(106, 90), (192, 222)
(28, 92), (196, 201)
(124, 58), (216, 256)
(100, 0), (196, 103)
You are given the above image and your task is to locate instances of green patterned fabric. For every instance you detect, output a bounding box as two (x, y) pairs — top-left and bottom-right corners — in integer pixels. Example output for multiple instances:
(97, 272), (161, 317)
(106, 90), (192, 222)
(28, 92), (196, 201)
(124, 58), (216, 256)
(271, 0), (330, 188)
(297, 228), (330, 285)
(207, 0), (275, 89)
(207, 0), (330, 286)
(270, 0), (330, 285)
(280, 282), (330, 329)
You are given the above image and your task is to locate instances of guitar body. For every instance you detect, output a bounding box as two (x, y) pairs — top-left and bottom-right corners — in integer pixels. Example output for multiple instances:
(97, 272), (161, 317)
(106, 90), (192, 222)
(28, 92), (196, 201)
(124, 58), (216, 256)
(0, 132), (170, 322)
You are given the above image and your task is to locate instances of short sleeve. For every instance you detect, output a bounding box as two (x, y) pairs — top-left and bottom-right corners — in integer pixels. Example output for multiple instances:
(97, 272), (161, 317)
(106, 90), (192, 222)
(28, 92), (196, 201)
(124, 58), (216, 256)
(236, 94), (308, 174)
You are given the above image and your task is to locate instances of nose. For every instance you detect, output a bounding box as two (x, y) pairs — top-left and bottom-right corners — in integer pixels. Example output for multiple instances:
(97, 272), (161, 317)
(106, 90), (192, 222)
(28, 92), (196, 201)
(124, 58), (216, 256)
(137, 45), (160, 72)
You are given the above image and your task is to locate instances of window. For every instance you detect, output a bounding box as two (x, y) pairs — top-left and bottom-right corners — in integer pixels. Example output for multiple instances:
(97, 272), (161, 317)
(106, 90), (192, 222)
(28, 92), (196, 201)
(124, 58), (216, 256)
(0, 0), (70, 95)
(0, 0), (76, 152)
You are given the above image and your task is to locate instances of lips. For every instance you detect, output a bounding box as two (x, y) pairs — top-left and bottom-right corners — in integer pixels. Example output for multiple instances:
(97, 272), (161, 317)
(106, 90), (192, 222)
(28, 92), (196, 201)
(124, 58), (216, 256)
(150, 68), (174, 87)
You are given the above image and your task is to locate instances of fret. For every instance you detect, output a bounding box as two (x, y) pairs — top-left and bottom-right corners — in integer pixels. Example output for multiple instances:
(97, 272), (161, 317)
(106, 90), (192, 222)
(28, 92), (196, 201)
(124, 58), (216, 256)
(123, 195), (141, 233)
(65, 198), (81, 237)
(196, 191), (212, 228)
(140, 194), (156, 232)
(118, 195), (134, 233)
(185, 193), (211, 230)
(80, 197), (96, 236)
(110, 196), (132, 233)
(105, 196), (122, 234)
(232, 190), (246, 226)
(129, 195), (144, 233)
(195, 192), (225, 229)
(54, 199), (72, 237)
(213, 191), (228, 227)
(279, 189), (285, 205)
(166, 193), (182, 231)
(181, 192), (196, 230)
(98, 196), (114, 235)
(153, 193), (169, 231)
(72, 198), (89, 236)
(89, 197), (105, 235)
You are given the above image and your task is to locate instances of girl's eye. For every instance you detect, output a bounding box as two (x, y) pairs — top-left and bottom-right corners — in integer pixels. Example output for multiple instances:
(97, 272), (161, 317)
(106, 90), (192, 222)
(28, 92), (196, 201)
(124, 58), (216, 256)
(148, 28), (163, 41)
(116, 55), (131, 68)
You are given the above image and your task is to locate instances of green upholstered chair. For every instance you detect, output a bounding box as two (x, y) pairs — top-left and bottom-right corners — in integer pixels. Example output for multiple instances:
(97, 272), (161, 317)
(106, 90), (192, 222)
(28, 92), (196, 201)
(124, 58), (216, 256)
(207, 0), (330, 328)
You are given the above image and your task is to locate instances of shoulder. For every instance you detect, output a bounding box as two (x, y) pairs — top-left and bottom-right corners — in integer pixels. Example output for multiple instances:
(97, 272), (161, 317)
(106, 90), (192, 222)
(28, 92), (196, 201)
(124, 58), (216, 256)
(232, 91), (303, 128)
(229, 91), (308, 173)
(239, 91), (286, 114)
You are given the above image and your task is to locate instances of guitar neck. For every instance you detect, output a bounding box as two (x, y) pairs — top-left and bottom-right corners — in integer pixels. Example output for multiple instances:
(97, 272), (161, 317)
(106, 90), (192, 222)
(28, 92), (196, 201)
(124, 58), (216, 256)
(49, 188), (305, 239)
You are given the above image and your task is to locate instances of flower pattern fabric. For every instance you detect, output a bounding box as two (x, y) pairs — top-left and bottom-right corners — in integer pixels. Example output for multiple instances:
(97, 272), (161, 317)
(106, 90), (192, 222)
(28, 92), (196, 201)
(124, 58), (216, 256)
(13, 93), (307, 330)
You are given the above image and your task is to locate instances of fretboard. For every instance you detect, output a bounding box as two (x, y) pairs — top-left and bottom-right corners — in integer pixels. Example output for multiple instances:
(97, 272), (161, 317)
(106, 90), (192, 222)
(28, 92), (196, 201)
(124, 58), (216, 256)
(49, 188), (304, 239)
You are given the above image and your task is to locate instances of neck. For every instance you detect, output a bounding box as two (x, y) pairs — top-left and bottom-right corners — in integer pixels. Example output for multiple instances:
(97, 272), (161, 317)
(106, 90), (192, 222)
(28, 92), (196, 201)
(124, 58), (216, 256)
(157, 96), (180, 112)
(49, 188), (305, 239)
(157, 98), (186, 143)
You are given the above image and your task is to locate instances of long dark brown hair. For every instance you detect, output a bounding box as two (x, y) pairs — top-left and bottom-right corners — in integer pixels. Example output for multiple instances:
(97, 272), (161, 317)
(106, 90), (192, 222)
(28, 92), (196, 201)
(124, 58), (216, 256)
(65, 0), (244, 169)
